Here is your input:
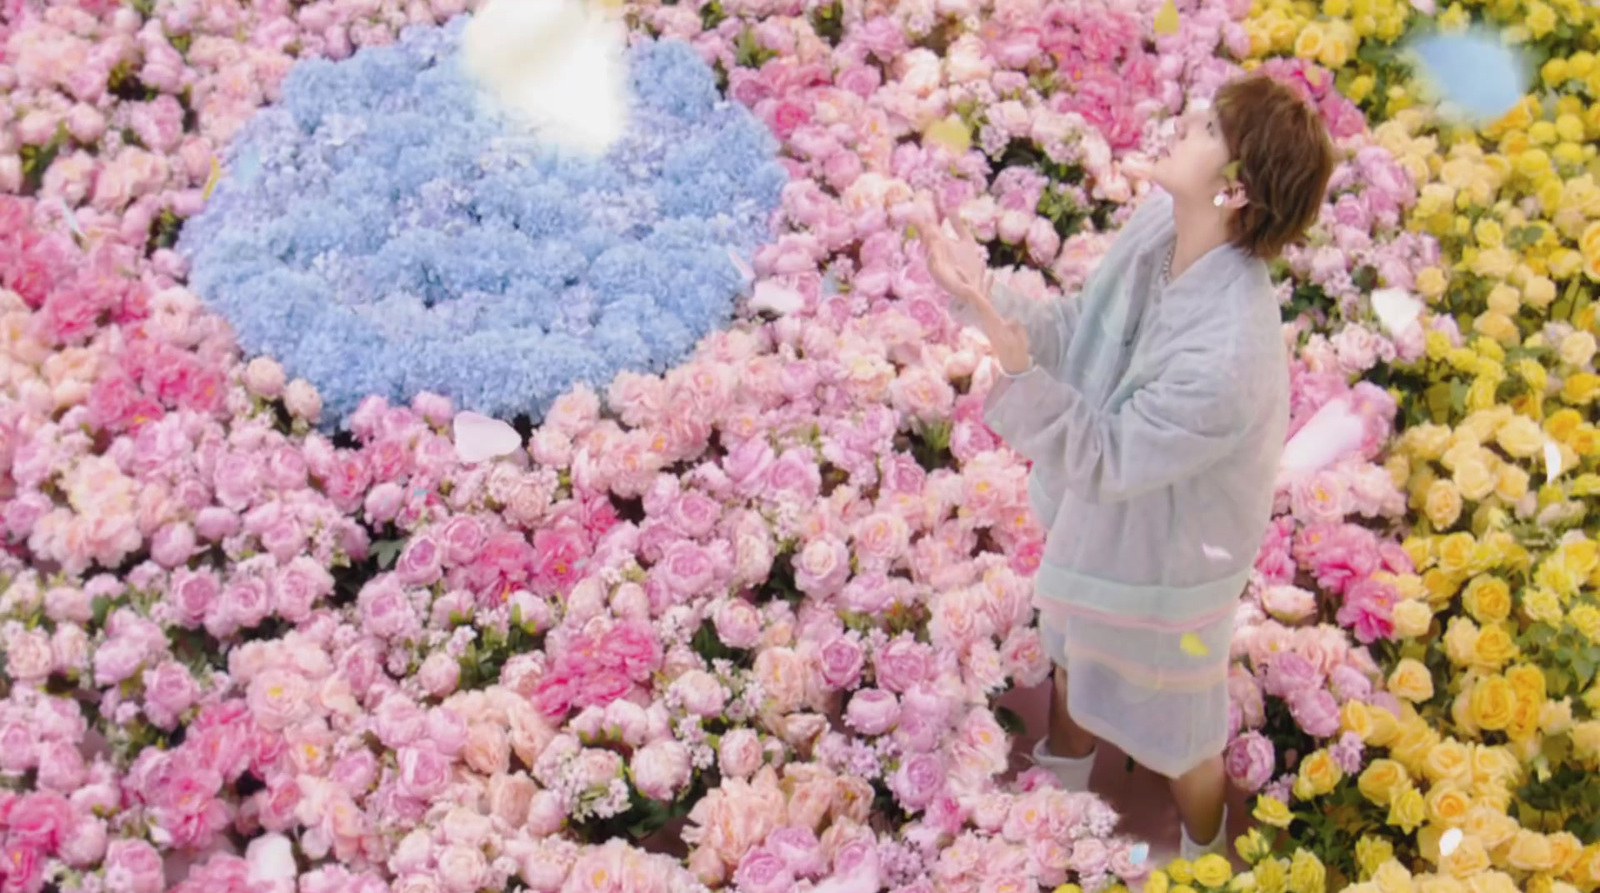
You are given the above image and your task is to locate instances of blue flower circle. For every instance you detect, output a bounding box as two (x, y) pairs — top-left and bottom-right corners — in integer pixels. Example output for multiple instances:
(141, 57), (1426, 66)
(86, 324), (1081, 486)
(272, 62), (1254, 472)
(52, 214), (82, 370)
(178, 18), (786, 424)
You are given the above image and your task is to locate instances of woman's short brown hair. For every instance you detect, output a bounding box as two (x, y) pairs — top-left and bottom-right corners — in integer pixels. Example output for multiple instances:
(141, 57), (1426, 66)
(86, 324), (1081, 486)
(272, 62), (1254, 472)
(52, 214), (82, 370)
(1214, 75), (1338, 260)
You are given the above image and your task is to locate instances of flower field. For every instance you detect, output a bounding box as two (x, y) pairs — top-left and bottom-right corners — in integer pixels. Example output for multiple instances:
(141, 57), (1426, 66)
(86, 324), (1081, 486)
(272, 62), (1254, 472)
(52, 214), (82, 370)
(1, 0), (1599, 891)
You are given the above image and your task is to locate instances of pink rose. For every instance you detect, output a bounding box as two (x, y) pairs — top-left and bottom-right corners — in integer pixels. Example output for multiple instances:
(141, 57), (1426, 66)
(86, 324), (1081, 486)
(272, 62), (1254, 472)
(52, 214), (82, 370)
(1287, 688), (1341, 739)
(714, 599), (763, 649)
(632, 740), (691, 801)
(419, 652), (461, 698)
(104, 838), (165, 893)
(244, 357), (286, 398)
(273, 557), (333, 624)
(671, 670), (728, 718)
(437, 845), (487, 893)
(718, 728), (764, 778)
(1336, 577), (1397, 644)
(794, 537), (849, 597)
(397, 746), (451, 799)
(149, 521), (196, 568)
(825, 835), (881, 891)
(1224, 732), (1275, 792)
(1259, 585), (1317, 623)
(817, 635), (865, 691)
(889, 753), (944, 810)
(248, 669), (312, 731)
(1261, 652), (1320, 699)
(874, 636), (932, 693)
(142, 661), (199, 730)
(4, 628), (53, 682)
(462, 723), (511, 776)
(845, 689), (899, 736)
(753, 648), (807, 714)
(487, 773), (537, 826)
(733, 848), (794, 893)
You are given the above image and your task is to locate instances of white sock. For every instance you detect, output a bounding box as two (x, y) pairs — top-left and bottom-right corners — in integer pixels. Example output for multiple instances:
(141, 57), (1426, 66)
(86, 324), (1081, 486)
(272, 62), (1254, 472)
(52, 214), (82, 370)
(1179, 808), (1228, 861)
(1031, 738), (1096, 792)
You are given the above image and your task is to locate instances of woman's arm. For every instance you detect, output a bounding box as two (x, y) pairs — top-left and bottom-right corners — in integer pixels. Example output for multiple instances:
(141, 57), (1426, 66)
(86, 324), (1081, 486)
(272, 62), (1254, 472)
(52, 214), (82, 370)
(980, 339), (1252, 504)
(948, 279), (1078, 373)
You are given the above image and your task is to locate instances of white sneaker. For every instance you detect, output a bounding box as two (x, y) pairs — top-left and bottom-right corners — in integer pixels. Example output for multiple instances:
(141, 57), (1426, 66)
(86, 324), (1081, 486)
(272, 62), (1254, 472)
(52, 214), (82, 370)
(1179, 808), (1228, 862)
(1030, 738), (1096, 792)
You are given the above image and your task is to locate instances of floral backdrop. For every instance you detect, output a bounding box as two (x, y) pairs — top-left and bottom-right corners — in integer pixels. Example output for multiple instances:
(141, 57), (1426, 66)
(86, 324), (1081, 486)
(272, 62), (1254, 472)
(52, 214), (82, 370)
(1, 0), (1599, 892)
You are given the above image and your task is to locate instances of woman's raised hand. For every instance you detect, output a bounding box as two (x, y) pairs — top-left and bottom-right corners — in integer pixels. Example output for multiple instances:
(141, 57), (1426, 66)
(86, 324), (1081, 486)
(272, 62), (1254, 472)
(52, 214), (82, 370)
(921, 213), (989, 307)
(921, 213), (1032, 375)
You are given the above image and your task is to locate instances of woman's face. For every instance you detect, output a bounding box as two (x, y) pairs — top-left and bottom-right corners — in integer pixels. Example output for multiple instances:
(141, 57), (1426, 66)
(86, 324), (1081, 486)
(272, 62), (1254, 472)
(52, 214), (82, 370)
(1150, 106), (1232, 202)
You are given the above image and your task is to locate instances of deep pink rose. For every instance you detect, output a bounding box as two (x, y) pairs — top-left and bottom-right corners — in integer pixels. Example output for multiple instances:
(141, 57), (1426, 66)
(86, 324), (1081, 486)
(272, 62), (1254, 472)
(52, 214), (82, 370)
(1287, 688), (1341, 738)
(817, 635), (865, 690)
(396, 535), (444, 586)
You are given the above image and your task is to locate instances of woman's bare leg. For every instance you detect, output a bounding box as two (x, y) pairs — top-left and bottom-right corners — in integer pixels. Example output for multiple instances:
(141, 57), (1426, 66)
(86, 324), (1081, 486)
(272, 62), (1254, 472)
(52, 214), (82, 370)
(1169, 754), (1227, 845)
(1047, 664), (1098, 758)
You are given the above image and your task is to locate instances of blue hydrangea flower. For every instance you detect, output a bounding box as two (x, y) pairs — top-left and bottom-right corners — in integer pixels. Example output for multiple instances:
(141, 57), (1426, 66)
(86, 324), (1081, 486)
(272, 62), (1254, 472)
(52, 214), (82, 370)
(179, 17), (785, 425)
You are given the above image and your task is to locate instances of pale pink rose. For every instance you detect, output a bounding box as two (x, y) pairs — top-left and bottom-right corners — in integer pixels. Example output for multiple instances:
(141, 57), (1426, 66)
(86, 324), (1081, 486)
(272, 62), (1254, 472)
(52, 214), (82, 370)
(248, 669), (313, 731)
(714, 599), (763, 649)
(487, 773), (537, 826)
(441, 808), (492, 848)
(284, 380), (322, 421)
(794, 536), (849, 597)
(103, 839), (165, 893)
(817, 635), (865, 691)
(845, 689), (900, 736)
(671, 670), (728, 718)
(874, 636), (932, 693)
(632, 740), (691, 801)
(57, 816), (107, 868)
(419, 651), (460, 698)
(5, 628), (53, 682)
(437, 845), (488, 893)
(1260, 585), (1318, 623)
(719, 728), (764, 778)
(753, 647), (807, 714)
(36, 745), (86, 793)
(526, 789), (566, 836)
(244, 357), (286, 399)
(149, 521), (196, 568)
(65, 104), (106, 143)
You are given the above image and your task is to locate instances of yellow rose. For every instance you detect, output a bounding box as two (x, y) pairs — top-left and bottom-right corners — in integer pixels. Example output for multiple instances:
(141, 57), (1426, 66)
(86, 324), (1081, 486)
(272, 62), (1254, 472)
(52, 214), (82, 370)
(1359, 759), (1410, 806)
(1469, 744), (1519, 786)
(1470, 675), (1516, 730)
(1507, 664), (1548, 703)
(1193, 854), (1233, 889)
(1388, 658), (1435, 703)
(1561, 372), (1599, 404)
(1539, 697), (1573, 735)
(1474, 311), (1519, 346)
(1571, 720), (1600, 759)
(1423, 480), (1464, 529)
(1495, 415), (1545, 457)
(1561, 539), (1598, 576)
(1392, 719), (1442, 771)
(1523, 274), (1558, 308)
(1422, 739), (1472, 784)
(1416, 267), (1448, 300)
(1470, 623), (1519, 671)
(1522, 587), (1564, 626)
(1298, 750), (1342, 797)
(1355, 837), (1395, 881)
(1415, 877), (1467, 893)
(1474, 218), (1505, 248)
(1507, 830), (1558, 873)
(1387, 784), (1426, 832)
(1462, 575), (1512, 623)
(1561, 331), (1598, 367)
(1547, 831), (1583, 876)
(1427, 783), (1473, 825)
(1424, 568), (1463, 606)
(1370, 861), (1413, 892)
(1168, 859), (1195, 885)
(1145, 874), (1171, 893)
(1341, 699), (1375, 741)
(1569, 604), (1600, 642)
(1442, 617), (1480, 666)
(1393, 599), (1433, 638)
(1254, 796), (1293, 828)
(1437, 533), (1477, 575)
(1441, 836), (1492, 880)
(1292, 23), (1326, 60)
(1493, 463), (1529, 502)
(1582, 220), (1600, 261)
(1288, 849), (1326, 893)
(1256, 859), (1289, 893)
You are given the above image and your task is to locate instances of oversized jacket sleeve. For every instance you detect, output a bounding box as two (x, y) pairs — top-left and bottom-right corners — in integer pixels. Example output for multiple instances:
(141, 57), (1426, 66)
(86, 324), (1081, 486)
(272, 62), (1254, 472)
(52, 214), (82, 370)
(948, 281), (1078, 373)
(981, 333), (1254, 504)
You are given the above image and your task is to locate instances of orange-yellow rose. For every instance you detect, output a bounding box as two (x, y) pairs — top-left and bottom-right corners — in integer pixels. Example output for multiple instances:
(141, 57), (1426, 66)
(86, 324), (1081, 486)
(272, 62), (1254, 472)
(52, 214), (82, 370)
(1462, 575), (1512, 623)
(1358, 759), (1409, 806)
(1470, 675), (1516, 730)
(1422, 740), (1472, 785)
(1470, 624), (1519, 671)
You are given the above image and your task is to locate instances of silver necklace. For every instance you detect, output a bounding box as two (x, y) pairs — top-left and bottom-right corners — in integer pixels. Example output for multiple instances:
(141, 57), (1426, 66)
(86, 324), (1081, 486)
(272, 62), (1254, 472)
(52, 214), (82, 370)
(1161, 245), (1175, 285)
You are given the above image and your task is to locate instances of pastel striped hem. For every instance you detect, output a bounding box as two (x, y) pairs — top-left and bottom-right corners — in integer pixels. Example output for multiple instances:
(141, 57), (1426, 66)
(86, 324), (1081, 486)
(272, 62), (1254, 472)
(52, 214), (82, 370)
(1035, 596), (1237, 634)
(1032, 562), (1251, 623)
(1052, 639), (1230, 692)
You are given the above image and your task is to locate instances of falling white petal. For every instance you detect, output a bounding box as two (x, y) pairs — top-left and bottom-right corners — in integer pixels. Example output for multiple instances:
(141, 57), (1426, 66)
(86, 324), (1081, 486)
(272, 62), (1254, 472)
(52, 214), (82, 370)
(1202, 543), (1232, 562)
(1280, 396), (1367, 477)
(1409, 27), (1529, 124)
(749, 280), (805, 316)
(1370, 287), (1424, 336)
(1129, 843), (1150, 865)
(1545, 438), (1563, 482)
(246, 833), (298, 883)
(454, 411), (523, 464)
(1439, 827), (1464, 857)
(462, 0), (632, 158)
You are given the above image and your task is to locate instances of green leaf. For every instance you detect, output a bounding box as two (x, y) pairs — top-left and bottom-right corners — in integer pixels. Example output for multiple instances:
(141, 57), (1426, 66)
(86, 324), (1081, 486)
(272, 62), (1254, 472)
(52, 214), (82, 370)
(994, 705), (1027, 737)
(372, 538), (405, 569)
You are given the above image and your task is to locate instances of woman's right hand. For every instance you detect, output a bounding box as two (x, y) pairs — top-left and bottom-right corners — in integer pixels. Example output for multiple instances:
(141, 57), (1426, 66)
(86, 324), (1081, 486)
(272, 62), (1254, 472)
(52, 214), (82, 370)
(922, 213), (990, 309)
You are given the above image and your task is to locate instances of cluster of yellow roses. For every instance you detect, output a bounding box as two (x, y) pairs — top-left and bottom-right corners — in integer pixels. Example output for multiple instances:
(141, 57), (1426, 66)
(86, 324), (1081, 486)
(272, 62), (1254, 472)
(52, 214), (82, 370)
(1205, 0), (1600, 889)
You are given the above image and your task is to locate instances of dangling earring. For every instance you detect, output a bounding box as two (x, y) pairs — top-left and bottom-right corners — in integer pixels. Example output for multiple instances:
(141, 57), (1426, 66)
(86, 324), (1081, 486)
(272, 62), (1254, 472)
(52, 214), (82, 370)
(1212, 193), (1227, 208)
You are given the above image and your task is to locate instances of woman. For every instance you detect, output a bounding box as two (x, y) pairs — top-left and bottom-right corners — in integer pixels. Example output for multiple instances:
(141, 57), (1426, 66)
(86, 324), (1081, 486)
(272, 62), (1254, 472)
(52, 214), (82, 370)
(924, 74), (1336, 859)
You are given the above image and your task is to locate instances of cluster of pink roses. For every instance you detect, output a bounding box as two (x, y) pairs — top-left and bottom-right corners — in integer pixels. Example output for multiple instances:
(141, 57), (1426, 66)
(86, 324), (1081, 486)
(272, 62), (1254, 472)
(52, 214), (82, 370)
(0, 0), (1461, 890)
